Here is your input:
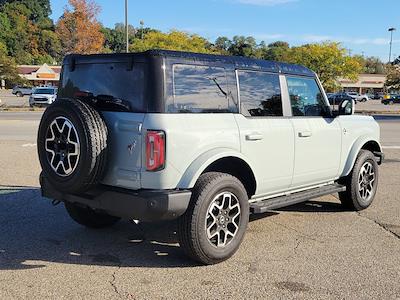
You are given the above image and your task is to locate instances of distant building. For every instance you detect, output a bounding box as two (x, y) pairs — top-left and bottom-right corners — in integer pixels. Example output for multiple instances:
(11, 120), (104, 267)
(18, 64), (61, 86)
(338, 73), (386, 94)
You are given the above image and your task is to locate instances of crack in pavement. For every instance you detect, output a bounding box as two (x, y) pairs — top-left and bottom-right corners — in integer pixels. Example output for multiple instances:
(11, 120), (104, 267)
(110, 266), (123, 299)
(357, 212), (400, 240)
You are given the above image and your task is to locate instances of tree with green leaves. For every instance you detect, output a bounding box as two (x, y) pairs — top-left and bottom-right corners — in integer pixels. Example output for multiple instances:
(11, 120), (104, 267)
(227, 36), (258, 57)
(354, 55), (386, 74)
(0, 42), (26, 87)
(102, 23), (142, 53)
(261, 41), (290, 61)
(0, 0), (51, 22)
(0, 0), (60, 64)
(283, 42), (362, 91)
(130, 30), (216, 54)
(386, 64), (400, 90)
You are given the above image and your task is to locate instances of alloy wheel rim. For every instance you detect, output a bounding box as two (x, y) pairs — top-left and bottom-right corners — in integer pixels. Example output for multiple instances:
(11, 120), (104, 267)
(205, 191), (241, 248)
(358, 161), (375, 202)
(45, 117), (80, 177)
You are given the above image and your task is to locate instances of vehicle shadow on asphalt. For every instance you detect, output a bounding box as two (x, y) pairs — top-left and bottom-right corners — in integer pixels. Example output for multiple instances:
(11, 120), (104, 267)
(0, 187), (200, 270)
(0, 188), (345, 270)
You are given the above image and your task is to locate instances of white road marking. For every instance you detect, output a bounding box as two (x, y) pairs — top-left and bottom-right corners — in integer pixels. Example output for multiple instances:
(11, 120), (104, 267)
(22, 143), (37, 147)
(382, 146), (400, 149)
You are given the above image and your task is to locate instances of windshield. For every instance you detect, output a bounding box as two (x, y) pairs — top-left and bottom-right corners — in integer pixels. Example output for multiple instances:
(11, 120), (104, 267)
(34, 88), (56, 95)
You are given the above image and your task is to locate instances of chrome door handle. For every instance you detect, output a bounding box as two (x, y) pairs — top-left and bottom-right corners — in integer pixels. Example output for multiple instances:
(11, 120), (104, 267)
(298, 131), (312, 138)
(245, 133), (263, 141)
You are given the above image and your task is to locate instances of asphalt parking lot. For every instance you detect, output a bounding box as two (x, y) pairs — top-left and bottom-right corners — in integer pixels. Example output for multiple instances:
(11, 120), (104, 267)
(0, 112), (399, 299)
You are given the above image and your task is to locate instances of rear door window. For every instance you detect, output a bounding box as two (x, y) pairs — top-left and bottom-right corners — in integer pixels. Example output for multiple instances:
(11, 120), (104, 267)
(59, 62), (145, 112)
(238, 71), (283, 117)
(169, 64), (231, 113)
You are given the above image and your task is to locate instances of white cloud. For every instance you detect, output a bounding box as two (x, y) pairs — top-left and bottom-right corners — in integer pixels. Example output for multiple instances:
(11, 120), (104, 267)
(235, 0), (298, 6)
(301, 34), (400, 46)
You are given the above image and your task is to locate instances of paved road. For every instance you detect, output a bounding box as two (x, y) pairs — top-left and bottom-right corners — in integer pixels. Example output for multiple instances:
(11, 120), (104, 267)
(0, 112), (399, 299)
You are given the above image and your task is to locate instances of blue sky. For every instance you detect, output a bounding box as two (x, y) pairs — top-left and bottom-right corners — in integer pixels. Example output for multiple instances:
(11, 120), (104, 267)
(50, 0), (400, 61)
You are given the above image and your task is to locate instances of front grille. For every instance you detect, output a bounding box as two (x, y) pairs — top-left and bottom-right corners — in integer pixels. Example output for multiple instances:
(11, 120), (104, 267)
(33, 97), (49, 102)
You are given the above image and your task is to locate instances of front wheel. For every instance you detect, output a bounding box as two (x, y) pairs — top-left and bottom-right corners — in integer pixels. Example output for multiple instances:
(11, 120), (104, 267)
(178, 172), (249, 265)
(339, 150), (379, 211)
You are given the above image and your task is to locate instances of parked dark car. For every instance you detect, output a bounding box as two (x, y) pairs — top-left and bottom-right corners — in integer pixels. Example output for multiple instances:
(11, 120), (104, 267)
(12, 86), (33, 97)
(328, 92), (354, 105)
(381, 95), (400, 105)
(372, 92), (384, 100)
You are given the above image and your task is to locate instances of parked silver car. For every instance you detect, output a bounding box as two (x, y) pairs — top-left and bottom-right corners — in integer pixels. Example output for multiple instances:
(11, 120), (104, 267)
(29, 87), (58, 107)
(12, 86), (33, 97)
(347, 92), (369, 102)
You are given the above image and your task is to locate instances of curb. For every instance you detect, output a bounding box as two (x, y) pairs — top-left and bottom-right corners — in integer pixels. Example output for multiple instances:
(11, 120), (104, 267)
(356, 110), (400, 115)
(0, 106), (45, 112)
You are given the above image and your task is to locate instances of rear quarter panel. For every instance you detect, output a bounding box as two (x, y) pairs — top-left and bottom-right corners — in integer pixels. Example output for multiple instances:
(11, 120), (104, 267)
(141, 114), (240, 189)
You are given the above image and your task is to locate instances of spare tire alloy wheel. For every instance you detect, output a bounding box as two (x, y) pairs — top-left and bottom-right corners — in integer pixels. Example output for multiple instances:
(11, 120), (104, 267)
(206, 192), (241, 248)
(38, 99), (108, 193)
(45, 116), (80, 177)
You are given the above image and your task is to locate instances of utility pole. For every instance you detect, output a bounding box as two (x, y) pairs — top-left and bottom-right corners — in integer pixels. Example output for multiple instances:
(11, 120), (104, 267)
(388, 27), (396, 63)
(140, 20), (144, 40)
(125, 0), (129, 53)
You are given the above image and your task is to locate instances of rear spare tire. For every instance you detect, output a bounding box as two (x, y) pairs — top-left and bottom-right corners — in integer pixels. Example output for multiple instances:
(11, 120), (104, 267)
(37, 99), (108, 193)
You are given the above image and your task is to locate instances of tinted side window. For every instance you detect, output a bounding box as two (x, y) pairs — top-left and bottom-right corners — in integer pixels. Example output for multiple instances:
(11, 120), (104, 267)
(238, 71), (283, 117)
(286, 76), (327, 117)
(169, 64), (230, 113)
(59, 62), (145, 112)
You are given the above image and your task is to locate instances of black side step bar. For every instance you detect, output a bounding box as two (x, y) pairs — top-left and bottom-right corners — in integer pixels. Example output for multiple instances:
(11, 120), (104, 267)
(250, 183), (346, 214)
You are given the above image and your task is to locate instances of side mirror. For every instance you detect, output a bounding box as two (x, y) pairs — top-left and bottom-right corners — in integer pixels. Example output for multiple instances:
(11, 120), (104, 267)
(337, 99), (354, 116)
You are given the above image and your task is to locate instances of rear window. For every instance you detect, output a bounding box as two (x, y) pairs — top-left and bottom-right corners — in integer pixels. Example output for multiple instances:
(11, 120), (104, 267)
(168, 64), (232, 113)
(58, 62), (145, 112)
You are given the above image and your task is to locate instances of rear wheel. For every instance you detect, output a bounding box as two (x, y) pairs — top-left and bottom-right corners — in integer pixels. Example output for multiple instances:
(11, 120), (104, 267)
(339, 150), (379, 211)
(178, 172), (249, 265)
(65, 202), (120, 228)
(16, 91), (23, 97)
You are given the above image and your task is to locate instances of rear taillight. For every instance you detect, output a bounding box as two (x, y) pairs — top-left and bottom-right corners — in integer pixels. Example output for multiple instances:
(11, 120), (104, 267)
(146, 130), (166, 171)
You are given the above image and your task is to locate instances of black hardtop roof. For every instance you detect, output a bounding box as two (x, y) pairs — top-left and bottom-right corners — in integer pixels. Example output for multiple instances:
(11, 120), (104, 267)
(63, 49), (315, 77)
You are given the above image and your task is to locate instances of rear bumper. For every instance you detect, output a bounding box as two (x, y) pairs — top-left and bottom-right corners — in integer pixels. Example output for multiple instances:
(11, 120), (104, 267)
(40, 174), (192, 222)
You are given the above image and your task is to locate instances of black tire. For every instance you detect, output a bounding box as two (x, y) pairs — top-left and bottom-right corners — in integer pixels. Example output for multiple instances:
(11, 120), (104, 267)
(16, 91), (23, 97)
(178, 172), (249, 265)
(389, 100), (394, 105)
(339, 150), (379, 211)
(65, 202), (120, 228)
(37, 99), (108, 193)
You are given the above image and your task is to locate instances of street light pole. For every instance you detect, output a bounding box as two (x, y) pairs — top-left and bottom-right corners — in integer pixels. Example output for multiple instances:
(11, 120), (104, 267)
(125, 0), (129, 53)
(388, 27), (396, 63)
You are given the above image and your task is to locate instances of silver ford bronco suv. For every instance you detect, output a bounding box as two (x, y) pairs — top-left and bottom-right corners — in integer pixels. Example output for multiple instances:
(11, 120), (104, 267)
(38, 50), (384, 264)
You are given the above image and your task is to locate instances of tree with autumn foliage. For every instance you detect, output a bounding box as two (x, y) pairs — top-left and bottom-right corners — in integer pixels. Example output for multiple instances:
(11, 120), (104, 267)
(56, 0), (104, 56)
